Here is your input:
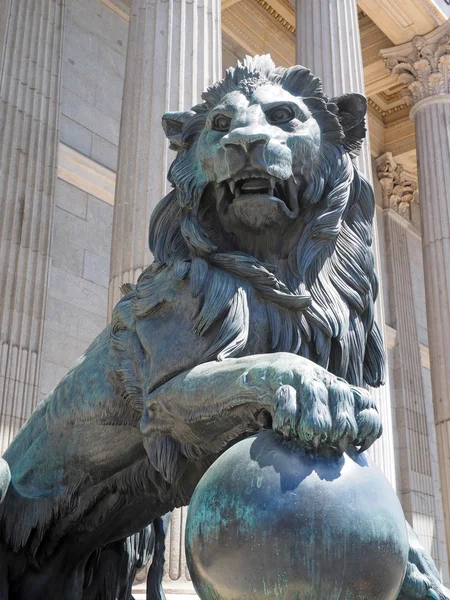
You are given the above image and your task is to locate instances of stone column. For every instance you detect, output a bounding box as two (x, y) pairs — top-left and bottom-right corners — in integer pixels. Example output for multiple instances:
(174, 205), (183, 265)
(112, 1), (221, 597)
(0, 0), (65, 451)
(376, 153), (446, 570)
(108, 0), (222, 311)
(162, 506), (194, 599)
(0, 0), (11, 70)
(295, 0), (396, 488)
(296, 0), (370, 175)
(132, 507), (195, 600)
(382, 19), (450, 567)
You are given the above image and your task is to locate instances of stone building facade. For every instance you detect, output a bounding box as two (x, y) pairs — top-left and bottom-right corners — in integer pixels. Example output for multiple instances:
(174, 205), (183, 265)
(1, 0), (450, 598)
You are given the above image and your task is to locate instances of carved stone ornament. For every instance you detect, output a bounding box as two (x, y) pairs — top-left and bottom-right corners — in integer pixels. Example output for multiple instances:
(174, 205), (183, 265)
(381, 20), (450, 105)
(376, 152), (419, 223)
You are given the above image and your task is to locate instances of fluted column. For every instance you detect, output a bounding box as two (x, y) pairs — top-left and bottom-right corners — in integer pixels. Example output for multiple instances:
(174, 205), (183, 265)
(163, 506), (194, 596)
(0, 0), (11, 70)
(376, 152), (442, 562)
(108, 0), (222, 311)
(132, 507), (195, 599)
(296, 0), (370, 175)
(0, 0), (65, 451)
(295, 0), (396, 488)
(382, 19), (450, 567)
(112, 1), (221, 597)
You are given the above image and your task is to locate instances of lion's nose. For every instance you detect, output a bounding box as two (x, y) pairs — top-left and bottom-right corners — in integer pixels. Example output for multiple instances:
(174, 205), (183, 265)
(221, 130), (271, 150)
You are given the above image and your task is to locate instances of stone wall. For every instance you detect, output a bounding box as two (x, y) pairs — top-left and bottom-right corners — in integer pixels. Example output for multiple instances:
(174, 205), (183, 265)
(38, 0), (127, 402)
(60, 0), (127, 170)
(38, 180), (114, 399)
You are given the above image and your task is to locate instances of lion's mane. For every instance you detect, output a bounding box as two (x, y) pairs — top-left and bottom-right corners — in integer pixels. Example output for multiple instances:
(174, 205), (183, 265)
(141, 55), (385, 389)
(0, 55), (385, 565)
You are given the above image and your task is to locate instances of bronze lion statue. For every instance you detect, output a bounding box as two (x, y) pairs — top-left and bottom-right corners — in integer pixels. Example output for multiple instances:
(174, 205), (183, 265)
(0, 55), (447, 599)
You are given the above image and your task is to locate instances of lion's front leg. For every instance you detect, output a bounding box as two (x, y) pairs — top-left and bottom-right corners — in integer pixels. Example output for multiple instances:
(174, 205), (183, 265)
(140, 353), (382, 468)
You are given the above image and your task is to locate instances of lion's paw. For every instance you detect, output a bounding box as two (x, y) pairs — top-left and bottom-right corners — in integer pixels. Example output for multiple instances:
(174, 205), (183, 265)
(351, 386), (383, 452)
(270, 364), (382, 453)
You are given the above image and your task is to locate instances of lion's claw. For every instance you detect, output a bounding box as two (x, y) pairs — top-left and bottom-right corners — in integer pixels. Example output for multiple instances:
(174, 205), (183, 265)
(297, 378), (331, 447)
(357, 435), (377, 454)
(272, 385), (297, 439)
(337, 436), (351, 454)
(269, 357), (382, 452)
(311, 435), (321, 450)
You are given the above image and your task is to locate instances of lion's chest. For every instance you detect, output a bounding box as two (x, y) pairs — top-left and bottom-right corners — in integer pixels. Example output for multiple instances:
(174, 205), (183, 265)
(134, 267), (271, 393)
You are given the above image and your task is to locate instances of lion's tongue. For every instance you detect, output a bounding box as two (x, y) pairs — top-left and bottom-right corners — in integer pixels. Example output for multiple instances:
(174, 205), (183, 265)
(240, 178), (271, 194)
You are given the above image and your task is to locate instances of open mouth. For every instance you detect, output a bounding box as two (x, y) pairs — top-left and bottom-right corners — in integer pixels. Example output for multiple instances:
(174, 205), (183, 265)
(224, 174), (299, 217)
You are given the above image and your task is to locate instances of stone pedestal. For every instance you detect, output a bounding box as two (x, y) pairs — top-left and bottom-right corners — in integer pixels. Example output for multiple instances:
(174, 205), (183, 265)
(0, 0), (65, 451)
(295, 0), (396, 488)
(382, 19), (450, 570)
(108, 0), (222, 311)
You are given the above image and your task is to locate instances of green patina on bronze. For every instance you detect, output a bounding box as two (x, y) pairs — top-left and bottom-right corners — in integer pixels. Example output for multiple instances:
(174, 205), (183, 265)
(0, 55), (445, 600)
(186, 431), (410, 600)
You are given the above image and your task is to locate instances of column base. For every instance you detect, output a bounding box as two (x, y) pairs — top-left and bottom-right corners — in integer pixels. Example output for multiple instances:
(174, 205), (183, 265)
(132, 578), (198, 600)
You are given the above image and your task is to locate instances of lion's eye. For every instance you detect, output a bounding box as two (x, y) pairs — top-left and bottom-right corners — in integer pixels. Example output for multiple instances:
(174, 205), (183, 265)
(266, 106), (295, 125)
(212, 115), (231, 132)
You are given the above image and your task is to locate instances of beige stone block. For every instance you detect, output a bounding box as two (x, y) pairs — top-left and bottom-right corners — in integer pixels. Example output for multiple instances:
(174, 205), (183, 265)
(52, 203), (91, 252)
(70, 0), (128, 55)
(61, 89), (120, 145)
(62, 63), (97, 106)
(48, 265), (108, 317)
(55, 177), (88, 220)
(44, 296), (82, 339)
(39, 360), (71, 397)
(42, 295), (106, 352)
(86, 195), (113, 246)
(91, 134), (118, 171)
(99, 1), (129, 34)
(57, 143), (116, 206)
(42, 329), (90, 370)
(100, 0), (130, 23)
(83, 249), (110, 288)
(52, 232), (85, 278)
(60, 114), (93, 157)
(76, 308), (107, 343)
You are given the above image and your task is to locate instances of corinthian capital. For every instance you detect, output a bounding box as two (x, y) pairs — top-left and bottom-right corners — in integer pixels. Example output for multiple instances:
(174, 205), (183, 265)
(375, 153), (419, 224)
(380, 20), (450, 106)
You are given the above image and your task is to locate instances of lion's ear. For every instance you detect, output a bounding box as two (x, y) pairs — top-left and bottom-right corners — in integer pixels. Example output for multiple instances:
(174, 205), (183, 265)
(330, 93), (367, 158)
(162, 111), (195, 150)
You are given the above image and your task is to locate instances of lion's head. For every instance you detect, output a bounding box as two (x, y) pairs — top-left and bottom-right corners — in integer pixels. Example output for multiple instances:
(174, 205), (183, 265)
(147, 55), (385, 389)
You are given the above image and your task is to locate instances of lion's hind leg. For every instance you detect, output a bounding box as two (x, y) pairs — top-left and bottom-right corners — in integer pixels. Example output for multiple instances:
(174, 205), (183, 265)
(82, 526), (155, 600)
